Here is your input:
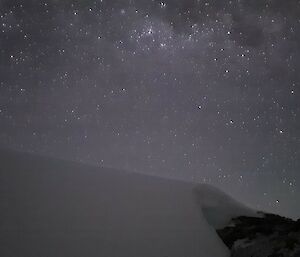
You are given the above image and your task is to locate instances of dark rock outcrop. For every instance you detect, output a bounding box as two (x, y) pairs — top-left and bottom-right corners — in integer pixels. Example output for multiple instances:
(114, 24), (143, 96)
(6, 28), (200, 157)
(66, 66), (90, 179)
(217, 213), (300, 257)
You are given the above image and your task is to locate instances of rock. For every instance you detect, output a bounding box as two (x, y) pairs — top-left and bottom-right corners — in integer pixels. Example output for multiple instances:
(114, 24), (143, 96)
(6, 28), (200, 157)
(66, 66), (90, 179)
(216, 212), (300, 257)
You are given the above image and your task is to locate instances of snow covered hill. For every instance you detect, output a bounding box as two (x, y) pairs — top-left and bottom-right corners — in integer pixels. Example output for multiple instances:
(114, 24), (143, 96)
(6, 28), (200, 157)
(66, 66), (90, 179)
(193, 183), (260, 230)
(0, 149), (259, 257)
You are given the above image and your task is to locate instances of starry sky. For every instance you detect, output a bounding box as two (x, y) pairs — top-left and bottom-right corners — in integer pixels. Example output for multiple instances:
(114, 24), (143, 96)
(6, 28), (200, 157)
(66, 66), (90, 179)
(0, 0), (299, 218)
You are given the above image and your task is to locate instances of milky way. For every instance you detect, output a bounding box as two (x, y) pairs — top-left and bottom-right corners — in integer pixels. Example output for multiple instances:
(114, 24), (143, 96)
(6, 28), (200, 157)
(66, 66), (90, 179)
(0, 0), (300, 218)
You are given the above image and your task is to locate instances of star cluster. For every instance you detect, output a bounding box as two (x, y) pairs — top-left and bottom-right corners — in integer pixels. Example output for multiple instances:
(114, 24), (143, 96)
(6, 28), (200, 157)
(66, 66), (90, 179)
(0, 0), (299, 218)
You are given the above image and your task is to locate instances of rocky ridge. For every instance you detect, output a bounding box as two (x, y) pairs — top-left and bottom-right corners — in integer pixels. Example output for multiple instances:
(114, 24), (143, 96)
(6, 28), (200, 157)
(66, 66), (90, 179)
(216, 213), (300, 257)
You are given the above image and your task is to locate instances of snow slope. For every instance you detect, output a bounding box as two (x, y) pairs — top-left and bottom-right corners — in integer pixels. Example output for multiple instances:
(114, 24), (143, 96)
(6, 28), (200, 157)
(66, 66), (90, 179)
(0, 149), (257, 257)
(193, 184), (261, 229)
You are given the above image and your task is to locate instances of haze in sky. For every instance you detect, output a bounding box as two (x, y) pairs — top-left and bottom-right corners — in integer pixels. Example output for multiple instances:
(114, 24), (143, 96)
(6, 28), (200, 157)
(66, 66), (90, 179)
(0, 0), (299, 218)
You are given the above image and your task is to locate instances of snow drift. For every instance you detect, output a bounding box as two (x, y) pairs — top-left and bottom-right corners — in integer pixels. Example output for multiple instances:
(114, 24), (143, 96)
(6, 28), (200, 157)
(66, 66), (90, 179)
(193, 183), (260, 229)
(0, 149), (258, 257)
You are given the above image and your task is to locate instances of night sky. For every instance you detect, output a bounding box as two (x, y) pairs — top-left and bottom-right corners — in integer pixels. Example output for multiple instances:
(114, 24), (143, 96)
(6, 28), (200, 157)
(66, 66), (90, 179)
(0, 0), (299, 218)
